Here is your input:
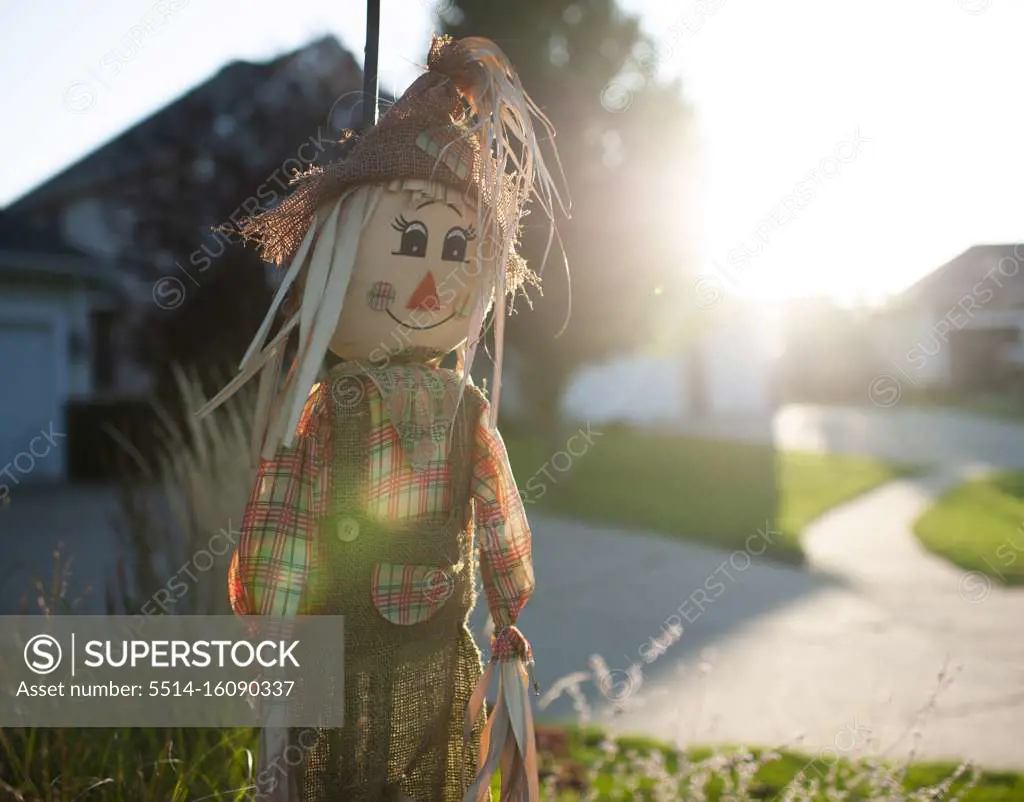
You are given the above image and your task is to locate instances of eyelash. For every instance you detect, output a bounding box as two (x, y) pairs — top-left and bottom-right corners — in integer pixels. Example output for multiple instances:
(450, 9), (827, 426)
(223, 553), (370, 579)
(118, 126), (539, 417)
(393, 216), (477, 240)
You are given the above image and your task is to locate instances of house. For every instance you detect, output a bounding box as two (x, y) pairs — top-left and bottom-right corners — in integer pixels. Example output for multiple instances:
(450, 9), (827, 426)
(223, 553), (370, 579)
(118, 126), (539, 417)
(0, 212), (131, 482)
(9, 35), (362, 277)
(878, 244), (1024, 396)
(2, 37), (364, 480)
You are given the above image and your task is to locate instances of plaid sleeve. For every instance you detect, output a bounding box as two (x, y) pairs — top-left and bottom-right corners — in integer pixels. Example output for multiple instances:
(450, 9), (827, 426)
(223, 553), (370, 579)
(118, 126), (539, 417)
(229, 384), (330, 618)
(472, 404), (535, 659)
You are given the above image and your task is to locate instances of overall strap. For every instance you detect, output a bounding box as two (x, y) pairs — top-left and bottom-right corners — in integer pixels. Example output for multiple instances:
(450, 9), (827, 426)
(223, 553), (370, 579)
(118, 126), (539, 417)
(393, 384), (483, 786)
(329, 373), (372, 512)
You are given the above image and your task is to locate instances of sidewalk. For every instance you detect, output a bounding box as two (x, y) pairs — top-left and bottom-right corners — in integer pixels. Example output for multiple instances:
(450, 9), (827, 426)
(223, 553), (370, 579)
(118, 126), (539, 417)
(577, 468), (1024, 769)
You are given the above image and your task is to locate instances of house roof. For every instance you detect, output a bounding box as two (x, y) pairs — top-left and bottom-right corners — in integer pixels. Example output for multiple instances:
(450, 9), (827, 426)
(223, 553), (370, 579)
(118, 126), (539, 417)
(893, 244), (1024, 310)
(8, 36), (362, 215)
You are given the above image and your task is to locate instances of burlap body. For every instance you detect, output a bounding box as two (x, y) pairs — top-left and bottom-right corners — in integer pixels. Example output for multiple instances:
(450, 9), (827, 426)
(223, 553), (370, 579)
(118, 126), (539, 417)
(292, 373), (487, 802)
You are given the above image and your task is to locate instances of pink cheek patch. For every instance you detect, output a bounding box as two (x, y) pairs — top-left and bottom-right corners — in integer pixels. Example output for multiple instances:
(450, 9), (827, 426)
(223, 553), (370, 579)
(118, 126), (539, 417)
(367, 281), (396, 311)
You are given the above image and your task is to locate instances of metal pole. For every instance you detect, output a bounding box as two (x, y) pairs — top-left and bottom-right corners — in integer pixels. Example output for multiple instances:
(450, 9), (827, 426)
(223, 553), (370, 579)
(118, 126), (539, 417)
(362, 0), (381, 130)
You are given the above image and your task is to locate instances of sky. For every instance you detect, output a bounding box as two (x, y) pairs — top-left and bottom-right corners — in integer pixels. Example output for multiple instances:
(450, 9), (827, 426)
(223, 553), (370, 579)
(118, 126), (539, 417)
(2, 0), (1022, 305)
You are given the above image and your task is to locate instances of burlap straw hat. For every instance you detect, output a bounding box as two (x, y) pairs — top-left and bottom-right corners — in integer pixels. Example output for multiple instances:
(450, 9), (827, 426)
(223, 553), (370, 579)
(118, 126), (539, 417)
(236, 34), (552, 295)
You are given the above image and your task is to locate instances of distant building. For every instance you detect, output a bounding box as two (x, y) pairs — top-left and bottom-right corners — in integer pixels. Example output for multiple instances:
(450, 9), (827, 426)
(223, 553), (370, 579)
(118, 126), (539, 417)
(9, 36), (362, 267)
(2, 36), (364, 480)
(878, 244), (1024, 396)
(0, 212), (130, 480)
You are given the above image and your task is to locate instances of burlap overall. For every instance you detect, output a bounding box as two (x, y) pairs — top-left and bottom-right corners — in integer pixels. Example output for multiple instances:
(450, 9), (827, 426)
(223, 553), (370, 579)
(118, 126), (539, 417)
(293, 374), (487, 802)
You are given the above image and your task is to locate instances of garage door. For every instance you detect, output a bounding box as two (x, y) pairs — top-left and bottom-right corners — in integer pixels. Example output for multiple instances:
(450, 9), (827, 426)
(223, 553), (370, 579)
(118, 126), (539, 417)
(0, 321), (63, 482)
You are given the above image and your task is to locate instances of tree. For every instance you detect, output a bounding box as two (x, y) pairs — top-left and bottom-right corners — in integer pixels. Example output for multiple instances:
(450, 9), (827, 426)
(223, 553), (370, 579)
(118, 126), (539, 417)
(441, 1), (696, 443)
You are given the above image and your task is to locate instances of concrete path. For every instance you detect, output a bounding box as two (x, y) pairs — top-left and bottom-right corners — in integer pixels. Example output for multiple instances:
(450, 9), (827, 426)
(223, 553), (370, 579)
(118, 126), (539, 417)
(575, 464), (1024, 770)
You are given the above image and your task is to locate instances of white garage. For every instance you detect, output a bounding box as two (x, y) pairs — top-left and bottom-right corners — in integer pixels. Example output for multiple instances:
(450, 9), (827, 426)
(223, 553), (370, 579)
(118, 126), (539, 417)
(0, 310), (65, 481)
(0, 213), (126, 485)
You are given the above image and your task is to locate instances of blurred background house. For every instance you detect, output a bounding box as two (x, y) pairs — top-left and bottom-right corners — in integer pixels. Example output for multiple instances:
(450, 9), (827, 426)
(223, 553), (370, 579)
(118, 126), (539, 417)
(875, 244), (1024, 399)
(0, 212), (132, 481)
(3, 36), (365, 480)
(774, 244), (1024, 408)
(9, 36), (360, 266)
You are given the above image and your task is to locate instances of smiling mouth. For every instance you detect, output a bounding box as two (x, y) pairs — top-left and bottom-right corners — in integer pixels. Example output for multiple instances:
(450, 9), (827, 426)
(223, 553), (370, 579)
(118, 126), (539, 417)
(386, 309), (457, 330)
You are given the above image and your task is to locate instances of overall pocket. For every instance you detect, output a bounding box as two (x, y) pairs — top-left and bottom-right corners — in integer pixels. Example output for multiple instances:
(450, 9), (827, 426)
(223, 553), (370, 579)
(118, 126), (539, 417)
(370, 562), (462, 626)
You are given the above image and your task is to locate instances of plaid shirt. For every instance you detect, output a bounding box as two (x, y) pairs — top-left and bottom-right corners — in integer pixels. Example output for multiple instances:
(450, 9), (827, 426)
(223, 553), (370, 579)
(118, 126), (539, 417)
(228, 367), (534, 659)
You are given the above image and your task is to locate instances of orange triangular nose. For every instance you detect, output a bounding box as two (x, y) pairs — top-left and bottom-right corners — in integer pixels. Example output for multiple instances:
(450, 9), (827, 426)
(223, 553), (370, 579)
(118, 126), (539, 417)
(407, 272), (440, 311)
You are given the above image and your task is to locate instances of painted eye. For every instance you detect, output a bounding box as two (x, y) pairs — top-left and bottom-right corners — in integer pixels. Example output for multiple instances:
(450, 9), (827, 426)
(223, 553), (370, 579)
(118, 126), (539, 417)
(367, 281), (396, 311)
(392, 218), (428, 258)
(442, 227), (469, 262)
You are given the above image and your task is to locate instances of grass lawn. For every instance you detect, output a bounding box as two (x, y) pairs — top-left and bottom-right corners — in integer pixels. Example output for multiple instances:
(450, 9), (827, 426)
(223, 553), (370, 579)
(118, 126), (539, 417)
(914, 471), (1024, 585)
(545, 727), (1024, 801)
(2, 725), (1021, 800)
(505, 429), (917, 565)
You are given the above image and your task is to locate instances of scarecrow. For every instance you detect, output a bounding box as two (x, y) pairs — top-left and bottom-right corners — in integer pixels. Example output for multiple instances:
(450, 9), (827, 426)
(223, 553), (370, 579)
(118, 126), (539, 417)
(198, 33), (567, 802)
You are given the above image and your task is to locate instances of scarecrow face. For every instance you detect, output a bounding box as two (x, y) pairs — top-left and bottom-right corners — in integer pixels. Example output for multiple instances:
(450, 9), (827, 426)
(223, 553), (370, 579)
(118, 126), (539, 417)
(330, 185), (487, 361)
